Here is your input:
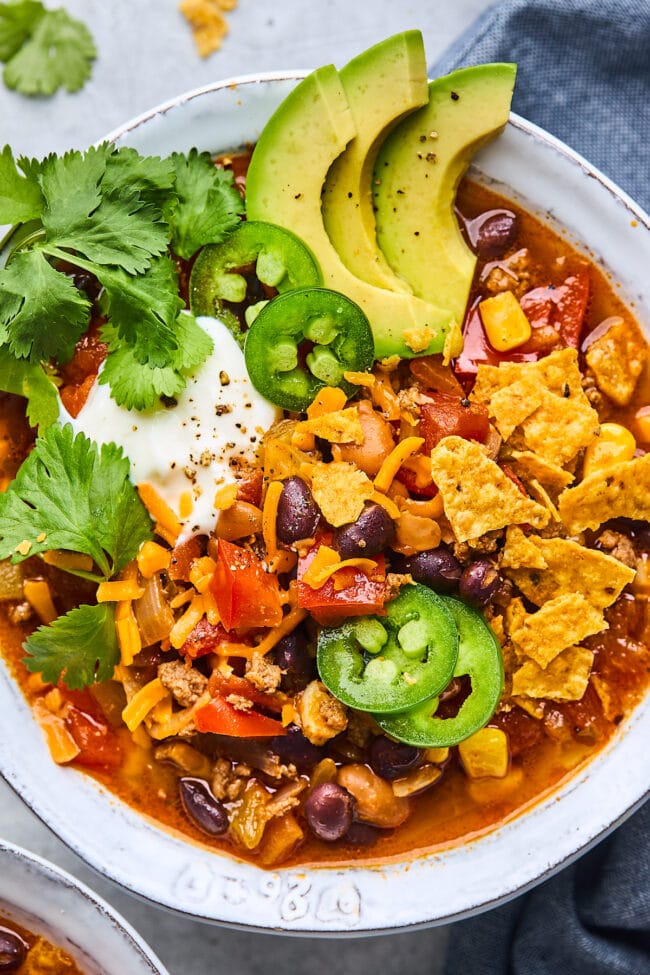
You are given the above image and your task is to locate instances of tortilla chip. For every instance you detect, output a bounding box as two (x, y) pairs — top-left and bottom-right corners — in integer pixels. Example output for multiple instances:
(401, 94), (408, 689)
(508, 450), (574, 492)
(509, 592), (606, 668)
(472, 348), (599, 466)
(488, 378), (543, 441)
(500, 526), (547, 570)
(558, 453), (650, 533)
(585, 316), (647, 407)
(298, 407), (364, 445)
(512, 645), (594, 700)
(502, 530), (635, 610)
(512, 696), (545, 718)
(311, 461), (373, 527)
(430, 437), (549, 543)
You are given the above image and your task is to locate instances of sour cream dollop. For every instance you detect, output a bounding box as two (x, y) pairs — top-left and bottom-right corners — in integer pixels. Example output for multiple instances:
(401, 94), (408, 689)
(61, 316), (279, 540)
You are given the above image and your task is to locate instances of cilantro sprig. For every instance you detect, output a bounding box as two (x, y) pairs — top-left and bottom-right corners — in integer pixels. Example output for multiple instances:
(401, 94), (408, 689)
(0, 423), (153, 688)
(0, 1), (96, 96)
(0, 142), (245, 415)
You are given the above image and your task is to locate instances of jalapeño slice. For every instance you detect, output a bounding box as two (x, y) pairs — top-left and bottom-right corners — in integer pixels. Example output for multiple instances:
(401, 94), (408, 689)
(189, 221), (321, 346)
(316, 583), (458, 714)
(244, 287), (375, 412)
(375, 596), (504, 746)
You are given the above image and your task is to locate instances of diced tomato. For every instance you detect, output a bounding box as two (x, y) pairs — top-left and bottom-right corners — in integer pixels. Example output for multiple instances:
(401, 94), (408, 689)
(454, 270), (590, 379)
(208, 671), (283, 713)
(58, 324), (109, 417)
(419, 392), (490, 450)
(65, 705), (123, 769)
(59, 374), (98, 419)
(181, 618), (249, 659)
(520, 269), (590, 349)
(211, 539), (283, 632)
(297, 538), (387, 626)
(195, 696), (287, 737)
(394, 465), (439, 499)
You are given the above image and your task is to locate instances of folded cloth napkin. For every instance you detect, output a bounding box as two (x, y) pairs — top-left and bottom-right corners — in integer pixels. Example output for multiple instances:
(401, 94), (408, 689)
(430, 3), (650, 972)
(430, 0), (650, 214)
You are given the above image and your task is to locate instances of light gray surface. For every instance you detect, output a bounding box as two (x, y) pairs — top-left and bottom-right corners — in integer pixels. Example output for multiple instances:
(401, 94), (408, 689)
(0, 1), (491, 972)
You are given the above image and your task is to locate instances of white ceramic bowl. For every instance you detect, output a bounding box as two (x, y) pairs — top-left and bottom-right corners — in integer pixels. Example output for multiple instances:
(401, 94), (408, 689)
(0, 840), (168, 973)
(0, 73), (648, 935)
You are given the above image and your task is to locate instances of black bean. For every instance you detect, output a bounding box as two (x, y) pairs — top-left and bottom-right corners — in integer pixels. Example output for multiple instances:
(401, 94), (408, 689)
(369, 736), (421, 781)
(274, 630), (316, 693)
(276, 476), (320, 545)
(393, 547), (462, 592)
(269, 727), (323, 772)
(468, 209), (518, 259)
(335, 503), (395, 558)
(304, 782), (354, 842)
(179, 777), (229, 835)
(459, 559), (500, 607)
(0, 927), (27, 973)
(343, 821), (380, 846)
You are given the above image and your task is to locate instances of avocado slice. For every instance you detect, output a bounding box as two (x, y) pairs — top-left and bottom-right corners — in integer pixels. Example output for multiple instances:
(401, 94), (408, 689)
(373, 64), (517, 324)
(322, 31), (428, 292)
(245, 64), (456, 360)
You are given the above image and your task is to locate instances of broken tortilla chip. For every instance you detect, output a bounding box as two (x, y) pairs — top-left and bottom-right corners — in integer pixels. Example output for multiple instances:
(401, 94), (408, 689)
(487, 377), (543, 441)
(429, 436), (549, 543)
(501, 528), (635, 610)
(512, 645), (594, 701)
(585, 316), (647, 407)
(509, 592), (606, 668)
(558, 453), (650, 533)
(508, 450), (574, 492)
(297, 407), (364, 445)
(311, 461), (374, 527)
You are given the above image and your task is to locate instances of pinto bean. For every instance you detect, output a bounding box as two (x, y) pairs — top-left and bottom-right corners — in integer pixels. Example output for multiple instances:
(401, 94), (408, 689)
(334, 400), (395, 476)
(337, 763), (410, 828)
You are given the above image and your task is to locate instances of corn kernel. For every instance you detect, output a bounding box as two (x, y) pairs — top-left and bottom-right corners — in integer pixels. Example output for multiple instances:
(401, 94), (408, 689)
(479, 291), (532, 352)
(582, 422), (636, 479)
(458, 726), (509, 779)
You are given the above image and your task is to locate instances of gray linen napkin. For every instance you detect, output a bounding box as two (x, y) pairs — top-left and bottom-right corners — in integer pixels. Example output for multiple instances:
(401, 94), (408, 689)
(430, 2), (650, 972)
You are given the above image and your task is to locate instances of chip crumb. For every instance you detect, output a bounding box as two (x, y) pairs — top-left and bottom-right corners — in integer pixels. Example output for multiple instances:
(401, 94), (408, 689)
(180, 0), (237, 57)
(298, 407), (365, 445)
(15, 540), (32, 556)
(404, 324), (435, 354)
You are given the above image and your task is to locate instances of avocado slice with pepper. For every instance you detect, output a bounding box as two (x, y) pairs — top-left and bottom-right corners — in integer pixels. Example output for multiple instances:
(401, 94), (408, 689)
(321, 31), (428, 293)
(373, 64), (517, 324)
(245, 63), (457, 360)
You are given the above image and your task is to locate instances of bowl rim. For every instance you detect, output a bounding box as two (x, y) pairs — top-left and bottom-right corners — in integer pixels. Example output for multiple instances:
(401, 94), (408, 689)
(1, 69), (649, 936)
(0, 838), (170, 972)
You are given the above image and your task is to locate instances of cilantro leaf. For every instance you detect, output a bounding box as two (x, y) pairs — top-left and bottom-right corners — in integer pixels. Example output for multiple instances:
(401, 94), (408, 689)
(103, 147), (177, 211)
(3, 6), (96, 96)
(40, 145), (169, 275)
(0, 248), (90, 360)
(98, 311), (213, 410)
(96, 255), (183, 365)
(165, 149), (244, 260)
(0, 143), (43, 223)
(0, 0), (44, 62)
(23, 602), (118, 689)
(0, 344), (59, 429)
(0, 422), (152, 577)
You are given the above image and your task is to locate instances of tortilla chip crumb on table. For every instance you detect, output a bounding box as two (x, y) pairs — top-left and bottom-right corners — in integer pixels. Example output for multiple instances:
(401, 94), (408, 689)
(430, 436), (549, 544)
(508, 592), (606, 669)
(558, 452), (650, 533)
(179, 0), (237, 57)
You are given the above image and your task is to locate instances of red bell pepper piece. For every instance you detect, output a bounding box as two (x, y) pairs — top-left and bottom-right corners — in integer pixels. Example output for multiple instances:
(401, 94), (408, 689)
(211, 538), (283, 632)
(181, 618), (253, 659)
(195, 696), (287, 737)
(297, 538), (387, 626)
(65, 705), (123, 769)
(419, 392), (490, 450)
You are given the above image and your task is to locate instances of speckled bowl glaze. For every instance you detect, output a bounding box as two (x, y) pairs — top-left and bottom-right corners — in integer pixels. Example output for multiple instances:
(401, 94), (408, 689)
(0, 840), (168, 972)
(0, 73), (648, 935)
